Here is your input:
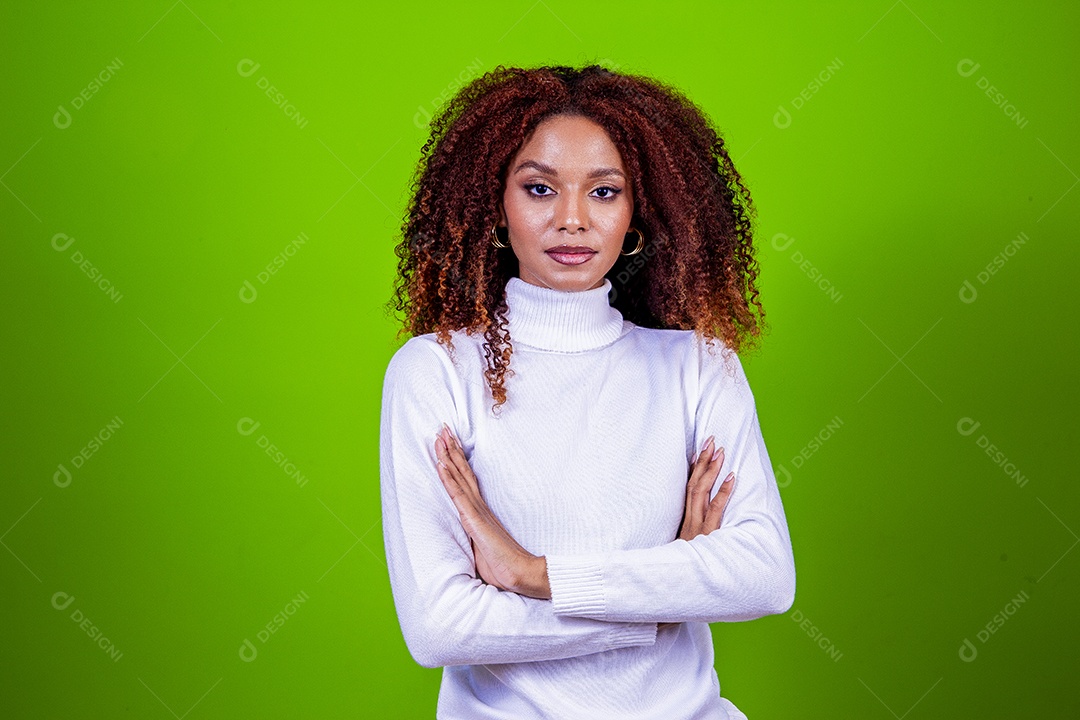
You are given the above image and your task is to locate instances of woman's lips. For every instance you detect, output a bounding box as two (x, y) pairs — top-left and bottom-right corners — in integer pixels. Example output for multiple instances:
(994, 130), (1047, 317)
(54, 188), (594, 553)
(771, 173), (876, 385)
(546, 250), (596, 266)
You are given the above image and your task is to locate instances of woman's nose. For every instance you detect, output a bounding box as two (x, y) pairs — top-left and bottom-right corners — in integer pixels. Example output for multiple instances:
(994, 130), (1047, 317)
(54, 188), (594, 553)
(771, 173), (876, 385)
(557, 192), (588, 232)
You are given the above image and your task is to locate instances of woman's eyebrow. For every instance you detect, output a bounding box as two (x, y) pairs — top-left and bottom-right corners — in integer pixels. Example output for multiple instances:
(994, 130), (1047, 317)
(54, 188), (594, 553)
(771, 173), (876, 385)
(512, 159), (626, 180)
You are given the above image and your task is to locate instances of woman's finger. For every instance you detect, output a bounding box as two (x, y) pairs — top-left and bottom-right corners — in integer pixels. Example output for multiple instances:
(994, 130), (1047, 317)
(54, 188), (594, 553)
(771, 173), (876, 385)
(437, 455), (495, 547)
(439, 427), (483, 498)
(434, 425), (554, 597)
(435, 435), (488, 529)
(436, 431), (513, 543)
(682, 440), (717, 511)
(435, 446), (473, 515)
(434, 431), (534, 591)
(680, 441), (710, 538)
(703, 472), (735, 532)
(691, 443), (723, 488)
(437, 434), (479, 503)
(681, 442), (726, 540)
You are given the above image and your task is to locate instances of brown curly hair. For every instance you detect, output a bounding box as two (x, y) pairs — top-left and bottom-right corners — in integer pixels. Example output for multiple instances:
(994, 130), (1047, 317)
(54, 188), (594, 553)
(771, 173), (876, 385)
(386, 62), (766, 416)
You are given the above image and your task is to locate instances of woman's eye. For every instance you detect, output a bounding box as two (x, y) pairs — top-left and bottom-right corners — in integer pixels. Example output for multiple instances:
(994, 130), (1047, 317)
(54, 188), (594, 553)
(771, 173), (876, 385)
(525, 183), (553, 197)
(524, 184), (622, 200)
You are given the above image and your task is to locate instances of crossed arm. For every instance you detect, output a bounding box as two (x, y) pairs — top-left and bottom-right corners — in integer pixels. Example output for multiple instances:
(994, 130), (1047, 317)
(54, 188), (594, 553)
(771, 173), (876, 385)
(379, 337), (796, 668)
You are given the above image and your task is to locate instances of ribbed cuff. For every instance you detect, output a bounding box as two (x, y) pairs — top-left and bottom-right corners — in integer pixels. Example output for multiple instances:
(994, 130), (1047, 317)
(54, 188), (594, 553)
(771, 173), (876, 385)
(545, 554), (607, 616)
(607, 622), (658, 650)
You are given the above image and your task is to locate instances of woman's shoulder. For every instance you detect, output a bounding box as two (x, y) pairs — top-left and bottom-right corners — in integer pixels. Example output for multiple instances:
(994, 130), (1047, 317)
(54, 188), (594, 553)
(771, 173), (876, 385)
(624, 324), (694, 348)
(632, 325), (749, 392)
(384, 330), (488, 388)
(626, 325), (739, 364)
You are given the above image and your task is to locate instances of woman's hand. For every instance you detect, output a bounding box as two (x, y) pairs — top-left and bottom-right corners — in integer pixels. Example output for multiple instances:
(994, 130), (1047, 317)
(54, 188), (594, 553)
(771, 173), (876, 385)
(434, 424), (549, 599)
(676, 435), (735, 541)
(659, 436), (736, 632)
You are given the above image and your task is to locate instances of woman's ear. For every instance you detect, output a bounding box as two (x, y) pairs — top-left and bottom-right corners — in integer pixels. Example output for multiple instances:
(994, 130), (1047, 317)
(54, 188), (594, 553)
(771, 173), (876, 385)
(496, 203), (507, 227)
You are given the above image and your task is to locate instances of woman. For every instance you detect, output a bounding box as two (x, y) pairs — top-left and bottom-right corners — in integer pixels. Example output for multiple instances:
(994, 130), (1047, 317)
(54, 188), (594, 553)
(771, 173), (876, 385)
(380, 63), (796, 719)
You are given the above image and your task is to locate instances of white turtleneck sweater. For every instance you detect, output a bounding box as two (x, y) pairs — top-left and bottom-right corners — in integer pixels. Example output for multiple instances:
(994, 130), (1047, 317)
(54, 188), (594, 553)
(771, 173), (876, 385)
(379, 275), (796, 719)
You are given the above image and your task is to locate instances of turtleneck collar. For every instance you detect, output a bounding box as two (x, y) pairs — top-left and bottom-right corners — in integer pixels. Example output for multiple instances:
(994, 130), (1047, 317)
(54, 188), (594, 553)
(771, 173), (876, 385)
(503, 276), (627, 353)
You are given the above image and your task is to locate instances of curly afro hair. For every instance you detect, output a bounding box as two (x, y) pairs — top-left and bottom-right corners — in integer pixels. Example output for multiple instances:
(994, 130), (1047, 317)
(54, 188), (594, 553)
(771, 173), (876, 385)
(386, 62), (766, 416)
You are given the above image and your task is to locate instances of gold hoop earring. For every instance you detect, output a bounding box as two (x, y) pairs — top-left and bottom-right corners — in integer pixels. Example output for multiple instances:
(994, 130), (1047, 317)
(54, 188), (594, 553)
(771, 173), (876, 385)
(491, 222), (511, 249)
(621, 227), (645, 256)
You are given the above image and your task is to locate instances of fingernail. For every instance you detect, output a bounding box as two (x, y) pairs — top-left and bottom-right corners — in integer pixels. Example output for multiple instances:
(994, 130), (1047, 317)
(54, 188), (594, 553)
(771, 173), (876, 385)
(723, 472), (734, 483)
(711, 445), (723, 461)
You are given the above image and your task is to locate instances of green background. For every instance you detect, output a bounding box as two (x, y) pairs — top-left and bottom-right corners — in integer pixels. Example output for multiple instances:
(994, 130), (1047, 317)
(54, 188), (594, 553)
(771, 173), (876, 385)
(2, 1), (1077, 717)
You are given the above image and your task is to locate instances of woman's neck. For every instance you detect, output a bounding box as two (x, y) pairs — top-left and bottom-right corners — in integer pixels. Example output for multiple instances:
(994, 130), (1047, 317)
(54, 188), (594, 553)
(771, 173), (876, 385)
(504, 275), (626, 352)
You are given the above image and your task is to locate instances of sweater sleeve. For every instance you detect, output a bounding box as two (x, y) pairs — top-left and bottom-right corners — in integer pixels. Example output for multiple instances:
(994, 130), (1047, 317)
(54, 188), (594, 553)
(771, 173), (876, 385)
(379, 337), (658, 668)
(543, 337), (796, 624)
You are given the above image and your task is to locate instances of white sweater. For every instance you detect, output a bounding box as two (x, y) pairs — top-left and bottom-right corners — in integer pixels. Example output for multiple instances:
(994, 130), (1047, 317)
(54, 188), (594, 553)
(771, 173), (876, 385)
(379, 275), (796, 719)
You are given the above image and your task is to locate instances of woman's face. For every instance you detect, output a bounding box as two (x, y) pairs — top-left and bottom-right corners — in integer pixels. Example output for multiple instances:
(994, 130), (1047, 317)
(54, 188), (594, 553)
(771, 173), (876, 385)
(497, 113), (634, 292)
